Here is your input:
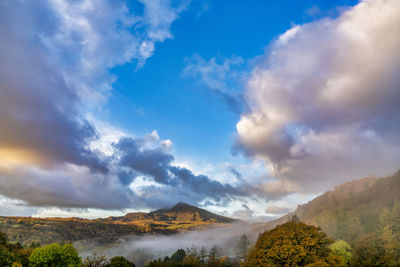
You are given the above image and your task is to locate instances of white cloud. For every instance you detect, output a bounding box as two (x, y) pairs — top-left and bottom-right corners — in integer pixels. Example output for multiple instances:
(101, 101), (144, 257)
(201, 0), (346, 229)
(183, 54), (247, 113)
(32, 207), (133, 219)
(0, 196), (38, 217)
(236, 0), (400, 194)
(0, 0), (199, 211)
(160, 139), (173, 152)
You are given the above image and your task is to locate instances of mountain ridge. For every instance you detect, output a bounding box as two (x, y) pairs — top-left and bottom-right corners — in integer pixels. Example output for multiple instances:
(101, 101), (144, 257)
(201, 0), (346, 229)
(100, 202), (236, 224)
(0, 202), (236, 246)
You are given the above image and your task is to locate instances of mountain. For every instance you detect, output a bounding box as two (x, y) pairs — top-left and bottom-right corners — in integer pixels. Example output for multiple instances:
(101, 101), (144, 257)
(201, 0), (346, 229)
(100, 202), (236, 224)
(0, 202), (236, 246)
(153, 202), (236, 223)
(255, 169), (400, 244)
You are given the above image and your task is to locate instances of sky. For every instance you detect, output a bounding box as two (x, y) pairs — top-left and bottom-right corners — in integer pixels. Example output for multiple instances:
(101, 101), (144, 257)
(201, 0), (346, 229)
(0, 0), (399, 220)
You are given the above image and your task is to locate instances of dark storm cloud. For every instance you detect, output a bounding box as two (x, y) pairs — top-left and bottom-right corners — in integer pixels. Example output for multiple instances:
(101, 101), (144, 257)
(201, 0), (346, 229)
(115, 137), (174, 184)
(168, 166), (246, 200)
(114, 137), (249, 205)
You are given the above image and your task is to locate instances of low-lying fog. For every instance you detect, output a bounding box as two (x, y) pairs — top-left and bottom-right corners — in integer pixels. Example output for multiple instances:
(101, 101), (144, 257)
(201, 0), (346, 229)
(76, 222), (264, 266)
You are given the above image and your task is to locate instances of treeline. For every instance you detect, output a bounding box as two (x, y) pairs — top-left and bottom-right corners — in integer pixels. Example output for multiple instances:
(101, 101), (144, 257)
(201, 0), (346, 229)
(147, 215), (400, 267)
(146, 245), (243, 267)
(0, 230), (134, 267)
(244, 215), (400, 267)
(2, 214), (399, 266)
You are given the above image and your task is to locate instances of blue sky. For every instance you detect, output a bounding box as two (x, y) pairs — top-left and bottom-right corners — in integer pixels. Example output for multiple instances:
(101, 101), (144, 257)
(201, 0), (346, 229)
(1, 0), (399, 219)
(105, 0), (358, 163)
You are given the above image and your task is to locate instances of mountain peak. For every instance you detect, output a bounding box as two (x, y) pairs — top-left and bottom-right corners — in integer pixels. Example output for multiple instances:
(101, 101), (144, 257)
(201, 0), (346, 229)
(170, 202), (194, 210)
(174, 201), (190, 207)
(150, 202), (236, 223)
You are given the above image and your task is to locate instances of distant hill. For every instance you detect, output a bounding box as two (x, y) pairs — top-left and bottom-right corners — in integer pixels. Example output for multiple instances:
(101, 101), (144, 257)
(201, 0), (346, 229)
(106, 202), (236, 224)
(0, 202), (236, 246)
(255, 169), (400, 244)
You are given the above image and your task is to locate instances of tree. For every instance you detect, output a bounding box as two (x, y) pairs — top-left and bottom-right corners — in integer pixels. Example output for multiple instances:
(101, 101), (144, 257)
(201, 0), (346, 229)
(0, 231), (13, 267)
(351, 233), (385, 267)
(0, 230), (32, 267)
(199, 247), (207, 263)
(234, 234), (250, 259)
(0, 231), (7, 246)
(170, 248), (186, 263)
(330, 240), (352, 266)
(182, 254), (201, 266)
(245, 221), (340, 266)
(289, 214), (301, 223)
(83, 253), (108, 267)
(0, 248), (13, 267)
(108, 256), (135, 267)
(29, 243), (81, 267)
(208, 245), (220, 266)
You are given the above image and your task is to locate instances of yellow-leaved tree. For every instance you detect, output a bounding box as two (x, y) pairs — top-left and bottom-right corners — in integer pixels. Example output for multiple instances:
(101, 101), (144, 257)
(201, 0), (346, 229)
(245, 220), (341, 267)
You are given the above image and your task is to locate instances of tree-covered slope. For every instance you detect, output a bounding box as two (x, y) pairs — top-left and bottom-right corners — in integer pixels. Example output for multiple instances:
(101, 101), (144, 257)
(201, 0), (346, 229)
(258, 170), (400, 245)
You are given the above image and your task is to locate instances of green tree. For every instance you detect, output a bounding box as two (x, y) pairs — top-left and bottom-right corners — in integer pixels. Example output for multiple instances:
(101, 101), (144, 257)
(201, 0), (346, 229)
(182, 254), (201, 266)
(387, 199), (400, 242)
(108, 256), (135, 267)
(381, 225), (400, 267)
(0, 230), (32, 267)
(170, 248), (186, 263)
(0, 231), (7, 246)
(351, 233), (385, 267)
(0, 230), (12, 267)
(245, 221), (340, 266)
(29, 243), (80, 267)
(0, 248), (13, 267)
(330, 240), (352, 266)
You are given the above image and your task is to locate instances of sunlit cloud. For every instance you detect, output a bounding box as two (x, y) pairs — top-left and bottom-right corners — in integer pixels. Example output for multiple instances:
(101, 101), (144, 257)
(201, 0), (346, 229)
(235, 0), (400, 194)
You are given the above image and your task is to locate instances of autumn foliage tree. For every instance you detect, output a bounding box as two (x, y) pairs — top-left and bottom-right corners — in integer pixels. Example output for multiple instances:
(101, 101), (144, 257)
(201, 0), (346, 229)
(245, 221), (340, 266)
(0, 230), (32, 267)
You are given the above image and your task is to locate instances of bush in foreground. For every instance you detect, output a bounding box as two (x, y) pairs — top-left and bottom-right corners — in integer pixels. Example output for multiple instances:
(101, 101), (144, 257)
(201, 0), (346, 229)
(29, 243), (80, 267)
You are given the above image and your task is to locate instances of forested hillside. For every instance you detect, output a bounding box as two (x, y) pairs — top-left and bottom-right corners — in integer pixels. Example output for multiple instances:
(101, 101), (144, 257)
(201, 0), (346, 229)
(258, 170), (400, 245)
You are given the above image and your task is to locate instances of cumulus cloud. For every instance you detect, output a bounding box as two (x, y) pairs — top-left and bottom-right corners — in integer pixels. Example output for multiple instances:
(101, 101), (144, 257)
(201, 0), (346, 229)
(0, 196), (38, 217)
(0, 0), (187, 172)
(114, 136), (250, 207)
(0, 163), (135, 209)
(183, 54), (247, 113)
(236, 0), (400, 194)
(0, 129), (255, 210)
(1, 0), (244, 210)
